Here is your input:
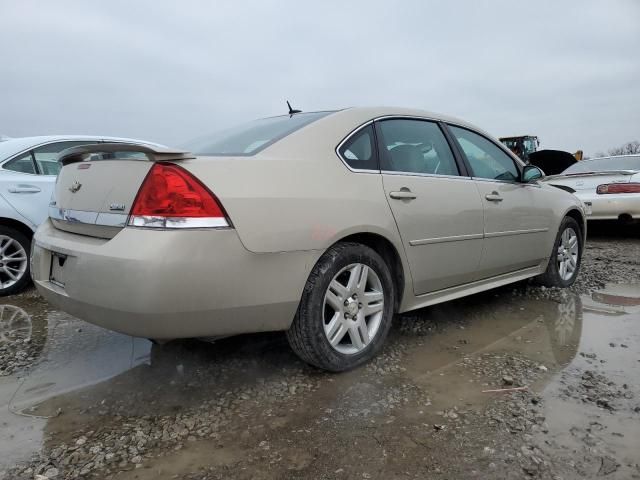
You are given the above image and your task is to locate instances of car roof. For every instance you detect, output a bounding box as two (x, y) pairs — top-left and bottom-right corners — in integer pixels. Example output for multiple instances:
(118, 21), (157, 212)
(323, 106), (491, 137)
(261, 107), (480, 130)
(0, 135), (166, 161)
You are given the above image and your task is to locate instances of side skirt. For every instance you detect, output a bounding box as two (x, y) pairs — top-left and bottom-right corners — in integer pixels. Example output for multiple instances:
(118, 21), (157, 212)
(399, 262), (548, 314)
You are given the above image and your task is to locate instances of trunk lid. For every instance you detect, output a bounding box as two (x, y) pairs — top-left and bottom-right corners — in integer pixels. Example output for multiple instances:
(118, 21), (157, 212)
(544, 171), (635, 191)
(50, 143), (194, 238)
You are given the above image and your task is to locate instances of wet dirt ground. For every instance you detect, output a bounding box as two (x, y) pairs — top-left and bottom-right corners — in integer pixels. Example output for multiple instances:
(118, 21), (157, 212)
(1, 224), (639, 479)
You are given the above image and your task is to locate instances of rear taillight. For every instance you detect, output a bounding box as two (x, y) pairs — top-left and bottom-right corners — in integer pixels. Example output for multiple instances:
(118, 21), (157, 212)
(128, 162), (230, 228)
(596, 183), (640, 195)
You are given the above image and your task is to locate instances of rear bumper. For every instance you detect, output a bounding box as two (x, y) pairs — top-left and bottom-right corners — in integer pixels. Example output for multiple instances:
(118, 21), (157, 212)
(574, 191), (640, 220)
(32, 220), (320, 339)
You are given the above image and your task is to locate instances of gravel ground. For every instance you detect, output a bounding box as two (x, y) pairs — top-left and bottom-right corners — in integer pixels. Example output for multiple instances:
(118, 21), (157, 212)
(1, 231), (639, 479)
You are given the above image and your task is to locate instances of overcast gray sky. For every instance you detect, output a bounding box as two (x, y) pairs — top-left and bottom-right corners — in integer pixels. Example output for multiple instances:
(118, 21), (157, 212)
(1, 0), (638, 155)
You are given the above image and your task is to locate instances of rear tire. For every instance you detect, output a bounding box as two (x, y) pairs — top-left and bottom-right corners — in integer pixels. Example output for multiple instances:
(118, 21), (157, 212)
(286, 242), (395, 372)
(0, 226), (31, 297)
(536, 216), (583, 288)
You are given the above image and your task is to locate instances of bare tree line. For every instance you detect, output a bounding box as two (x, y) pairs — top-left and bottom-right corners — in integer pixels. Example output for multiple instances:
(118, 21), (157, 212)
(593, 140), (640, 158)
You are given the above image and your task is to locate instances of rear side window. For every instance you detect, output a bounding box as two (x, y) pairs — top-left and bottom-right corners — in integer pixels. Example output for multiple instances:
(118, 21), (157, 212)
(4, 153), (37, 174)
(186, 111), (333, 156)
(338, 125), (378, 170)
(33, 141), (99, 175)
(376, 119), (459, 176)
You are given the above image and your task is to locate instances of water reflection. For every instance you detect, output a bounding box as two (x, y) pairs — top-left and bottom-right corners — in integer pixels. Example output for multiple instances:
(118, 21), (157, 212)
(533, 283), (640, 480)
(543, 293), (582, 365)
(591, 283), (640, 309)
(0, 296), (150, 472)
(0, 305), (33, 344)
(1, 284), (637, 473)
(0, 301), (48, 376)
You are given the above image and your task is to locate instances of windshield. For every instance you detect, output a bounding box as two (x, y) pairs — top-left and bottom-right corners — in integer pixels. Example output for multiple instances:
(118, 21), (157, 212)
(185, 111), (334, 156)
(562, 155), (640, 174)
(523, 138), (537, 154)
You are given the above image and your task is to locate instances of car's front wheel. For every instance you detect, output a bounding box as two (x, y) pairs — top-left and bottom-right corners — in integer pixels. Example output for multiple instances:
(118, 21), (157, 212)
(536, 216), (583, 288)
(287, 242), (395, 372)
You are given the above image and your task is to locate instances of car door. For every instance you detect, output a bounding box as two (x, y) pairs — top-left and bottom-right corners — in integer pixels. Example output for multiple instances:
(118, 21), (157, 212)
(0, 141), (97, 227)
(375, 118), (485, 295)
(447, 125), (554, 279)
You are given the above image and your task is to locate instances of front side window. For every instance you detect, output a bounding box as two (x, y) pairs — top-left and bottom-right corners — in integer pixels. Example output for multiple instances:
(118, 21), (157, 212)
(338, 125), (377, 170)
(376, 119), (459, 176)
(186, 111), (333, 156)
(4, 153), (37, 174)
(450, 126), (520, 182)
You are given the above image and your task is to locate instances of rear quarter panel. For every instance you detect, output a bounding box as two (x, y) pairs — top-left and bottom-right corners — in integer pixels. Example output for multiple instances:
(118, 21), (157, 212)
(181, 111), (415, 308)
(182, 112), (404, 256)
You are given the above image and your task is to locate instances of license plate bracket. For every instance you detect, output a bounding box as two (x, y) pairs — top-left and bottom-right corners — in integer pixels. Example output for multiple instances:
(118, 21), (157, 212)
(49, 252), (68, 287)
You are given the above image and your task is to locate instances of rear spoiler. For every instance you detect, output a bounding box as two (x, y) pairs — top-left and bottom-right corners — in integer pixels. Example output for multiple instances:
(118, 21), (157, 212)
(58, 143), (195, 166)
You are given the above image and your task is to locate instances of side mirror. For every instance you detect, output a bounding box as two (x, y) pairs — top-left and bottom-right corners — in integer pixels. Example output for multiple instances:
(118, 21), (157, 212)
(522, 165), (544, 183)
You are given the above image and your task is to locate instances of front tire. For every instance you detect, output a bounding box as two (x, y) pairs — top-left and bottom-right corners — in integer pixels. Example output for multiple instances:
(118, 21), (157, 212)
(0, 227), (31, 296)
(286, 242), (395, 372)
(536, 217), (583, 288)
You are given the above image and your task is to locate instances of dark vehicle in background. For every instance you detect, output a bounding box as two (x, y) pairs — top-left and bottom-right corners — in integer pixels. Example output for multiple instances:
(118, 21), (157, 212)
(500, 135), (582, 175)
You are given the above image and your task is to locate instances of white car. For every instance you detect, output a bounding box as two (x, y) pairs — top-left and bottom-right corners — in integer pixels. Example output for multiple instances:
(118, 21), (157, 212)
(544, 154), (640, 222)
(0, 136), (164, 296)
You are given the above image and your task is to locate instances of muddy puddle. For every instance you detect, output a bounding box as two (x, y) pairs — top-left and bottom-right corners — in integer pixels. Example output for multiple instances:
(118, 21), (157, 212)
(1, 283), (639, 479)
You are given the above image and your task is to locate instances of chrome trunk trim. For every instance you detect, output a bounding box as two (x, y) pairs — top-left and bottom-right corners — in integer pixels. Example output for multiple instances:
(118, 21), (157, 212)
(49, 207), (128, 227)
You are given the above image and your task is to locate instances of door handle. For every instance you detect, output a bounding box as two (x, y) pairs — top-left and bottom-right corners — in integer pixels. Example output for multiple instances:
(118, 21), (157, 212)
(485, 192), (503, 202)
(8, 185), (41, 194)
(389, 190), (417, 200)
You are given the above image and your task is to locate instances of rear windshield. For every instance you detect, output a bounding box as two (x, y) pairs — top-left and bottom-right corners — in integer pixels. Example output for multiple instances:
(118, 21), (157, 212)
(563, 155), (640, 174)
(186, 111), (333, 156)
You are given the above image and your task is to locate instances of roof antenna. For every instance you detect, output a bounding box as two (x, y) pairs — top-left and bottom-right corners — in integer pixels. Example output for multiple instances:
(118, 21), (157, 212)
(287, 100), (302, 115)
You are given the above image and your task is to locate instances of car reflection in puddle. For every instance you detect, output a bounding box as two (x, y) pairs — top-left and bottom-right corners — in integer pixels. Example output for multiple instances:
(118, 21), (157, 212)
(1, 284), (638, 475)
(0, 304), (35, 346)
(531, 283), (640, 479)
(0, 294), (150, 471)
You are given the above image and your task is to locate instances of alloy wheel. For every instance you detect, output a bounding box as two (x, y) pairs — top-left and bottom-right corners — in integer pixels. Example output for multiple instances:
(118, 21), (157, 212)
(323, 263), (384, 355)
(0, 235), (28, 290)
(556, 227), (579, 281)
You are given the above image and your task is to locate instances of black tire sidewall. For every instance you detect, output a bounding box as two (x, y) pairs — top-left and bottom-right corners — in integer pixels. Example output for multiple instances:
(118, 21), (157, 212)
(296, 243), (395, 371)
(0, 226), (32, 296)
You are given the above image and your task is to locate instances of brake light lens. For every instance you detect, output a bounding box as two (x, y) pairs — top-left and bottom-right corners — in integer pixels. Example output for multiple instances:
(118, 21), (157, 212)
(128, 163), (229, 228)
(596, 183), (640, 195)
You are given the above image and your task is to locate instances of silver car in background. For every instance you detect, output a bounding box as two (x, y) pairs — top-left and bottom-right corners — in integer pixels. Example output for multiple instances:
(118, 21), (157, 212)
(31, 107), (586, 371)
(544, 155), (640, 222)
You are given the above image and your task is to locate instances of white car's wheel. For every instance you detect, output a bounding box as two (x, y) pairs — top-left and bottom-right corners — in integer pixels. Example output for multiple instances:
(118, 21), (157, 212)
(0, 227), (31, 296)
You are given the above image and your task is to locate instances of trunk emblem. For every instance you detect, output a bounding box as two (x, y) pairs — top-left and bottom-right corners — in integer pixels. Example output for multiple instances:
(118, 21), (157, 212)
(69, 181), (82, 193)
(109, 203), (126, 211)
